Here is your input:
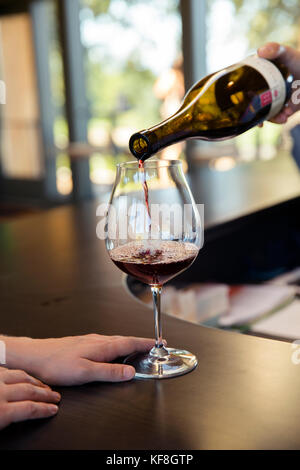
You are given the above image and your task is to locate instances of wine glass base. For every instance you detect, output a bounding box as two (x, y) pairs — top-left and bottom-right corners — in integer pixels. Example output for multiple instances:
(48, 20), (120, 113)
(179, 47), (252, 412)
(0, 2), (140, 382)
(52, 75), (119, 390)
(124, 347), (198, 379)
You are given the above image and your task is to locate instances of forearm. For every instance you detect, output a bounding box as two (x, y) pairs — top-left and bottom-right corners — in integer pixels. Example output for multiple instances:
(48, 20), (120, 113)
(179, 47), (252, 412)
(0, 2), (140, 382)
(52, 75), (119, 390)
(0, 335), (39, 373)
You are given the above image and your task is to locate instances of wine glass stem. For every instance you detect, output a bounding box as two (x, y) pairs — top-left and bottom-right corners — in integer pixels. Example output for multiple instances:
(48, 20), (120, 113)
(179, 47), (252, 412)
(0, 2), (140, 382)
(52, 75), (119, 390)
(150, 285), (168, 358)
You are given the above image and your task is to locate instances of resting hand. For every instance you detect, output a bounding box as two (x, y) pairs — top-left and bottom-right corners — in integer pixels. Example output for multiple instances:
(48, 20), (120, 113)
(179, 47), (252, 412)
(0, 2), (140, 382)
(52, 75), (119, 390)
(0, 367), (60, 431)
(1, 335), (155, 386)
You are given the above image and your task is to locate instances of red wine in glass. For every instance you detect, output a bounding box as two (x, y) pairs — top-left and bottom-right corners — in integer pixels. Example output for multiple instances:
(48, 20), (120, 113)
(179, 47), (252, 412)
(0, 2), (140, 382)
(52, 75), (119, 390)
(106, 159), (201, 379)
(110, 240), (198, 286)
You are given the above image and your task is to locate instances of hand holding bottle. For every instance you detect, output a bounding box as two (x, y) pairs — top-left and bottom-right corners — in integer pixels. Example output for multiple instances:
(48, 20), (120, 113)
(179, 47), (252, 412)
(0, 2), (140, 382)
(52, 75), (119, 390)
(130, 50), (293, 161)
(258, 42), (300, 123)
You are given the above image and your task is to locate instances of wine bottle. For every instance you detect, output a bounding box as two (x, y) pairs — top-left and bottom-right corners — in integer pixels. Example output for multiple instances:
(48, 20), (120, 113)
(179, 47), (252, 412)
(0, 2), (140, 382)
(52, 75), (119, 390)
(129, 55), (293, 161)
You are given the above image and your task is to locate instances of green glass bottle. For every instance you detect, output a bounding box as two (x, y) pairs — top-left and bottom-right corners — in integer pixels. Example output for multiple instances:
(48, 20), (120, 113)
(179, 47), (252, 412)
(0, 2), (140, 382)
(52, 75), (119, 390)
(129, 55), (293, 161)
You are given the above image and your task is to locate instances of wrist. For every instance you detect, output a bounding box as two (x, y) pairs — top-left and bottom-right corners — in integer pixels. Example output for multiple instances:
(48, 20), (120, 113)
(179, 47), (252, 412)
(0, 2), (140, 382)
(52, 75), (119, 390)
(0, 335), (40, 373)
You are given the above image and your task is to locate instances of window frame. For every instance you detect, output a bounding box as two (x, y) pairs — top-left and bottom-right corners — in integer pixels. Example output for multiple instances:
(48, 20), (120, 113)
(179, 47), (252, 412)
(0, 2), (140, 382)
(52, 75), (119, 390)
(0, 0), (207, 204)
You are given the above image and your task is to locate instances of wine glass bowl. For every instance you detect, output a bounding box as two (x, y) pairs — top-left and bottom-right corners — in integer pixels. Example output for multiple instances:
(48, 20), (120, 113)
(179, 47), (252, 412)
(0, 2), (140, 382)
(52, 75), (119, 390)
(105, 159), (202, 379)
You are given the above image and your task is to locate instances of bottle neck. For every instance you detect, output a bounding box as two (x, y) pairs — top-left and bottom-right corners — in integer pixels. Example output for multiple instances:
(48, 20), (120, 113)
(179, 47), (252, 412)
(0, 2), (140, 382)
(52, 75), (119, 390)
(129, 112), (194, 161)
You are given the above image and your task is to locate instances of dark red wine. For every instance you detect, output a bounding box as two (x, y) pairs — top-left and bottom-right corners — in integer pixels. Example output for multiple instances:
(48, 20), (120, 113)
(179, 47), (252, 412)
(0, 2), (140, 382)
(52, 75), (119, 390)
(110, 240), (199, 286)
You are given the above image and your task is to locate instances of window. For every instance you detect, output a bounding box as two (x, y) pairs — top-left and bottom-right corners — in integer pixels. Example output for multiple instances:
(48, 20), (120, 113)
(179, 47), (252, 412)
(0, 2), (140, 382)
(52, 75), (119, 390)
(1, 0), (298, 204)
(48, 1), (73, 196)
(203, 0), (300, 168)
(0, 13), (44, 179)
(79, 0), (184, 195)
(0, 1), (72, 202)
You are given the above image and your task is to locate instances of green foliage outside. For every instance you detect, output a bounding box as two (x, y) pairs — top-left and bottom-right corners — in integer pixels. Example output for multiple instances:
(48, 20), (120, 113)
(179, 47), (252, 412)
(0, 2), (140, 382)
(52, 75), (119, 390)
(231, 0), (300, 48)
(79, 0), (181, 181)
(208, 0), (300, 158)
(52, 0), (299, 181)
(85, 58), (161, 130)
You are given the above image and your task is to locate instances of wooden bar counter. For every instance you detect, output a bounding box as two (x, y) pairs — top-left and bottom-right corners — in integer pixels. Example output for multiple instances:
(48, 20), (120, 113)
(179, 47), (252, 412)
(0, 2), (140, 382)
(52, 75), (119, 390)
(0, 154), (300, 450)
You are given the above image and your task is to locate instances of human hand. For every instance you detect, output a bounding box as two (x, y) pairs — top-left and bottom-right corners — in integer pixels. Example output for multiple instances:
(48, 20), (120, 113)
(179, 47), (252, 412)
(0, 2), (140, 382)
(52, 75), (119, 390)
(258, 42), (300, 123)
(2, 335), (156, 386)
(0, 367), (60, 431)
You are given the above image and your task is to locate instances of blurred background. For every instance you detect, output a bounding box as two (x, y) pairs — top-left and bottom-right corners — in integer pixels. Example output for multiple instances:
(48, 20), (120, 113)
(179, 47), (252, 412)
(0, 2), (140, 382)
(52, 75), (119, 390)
(0, 0), (299, 218)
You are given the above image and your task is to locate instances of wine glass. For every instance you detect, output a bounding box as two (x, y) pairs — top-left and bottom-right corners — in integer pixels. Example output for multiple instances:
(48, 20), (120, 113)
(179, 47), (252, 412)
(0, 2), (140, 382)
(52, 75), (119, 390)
(105, 159), (202, 379)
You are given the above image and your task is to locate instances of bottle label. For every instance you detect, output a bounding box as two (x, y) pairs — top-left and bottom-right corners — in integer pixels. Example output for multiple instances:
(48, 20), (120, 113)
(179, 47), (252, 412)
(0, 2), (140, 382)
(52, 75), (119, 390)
(240, 55), (286, 119)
